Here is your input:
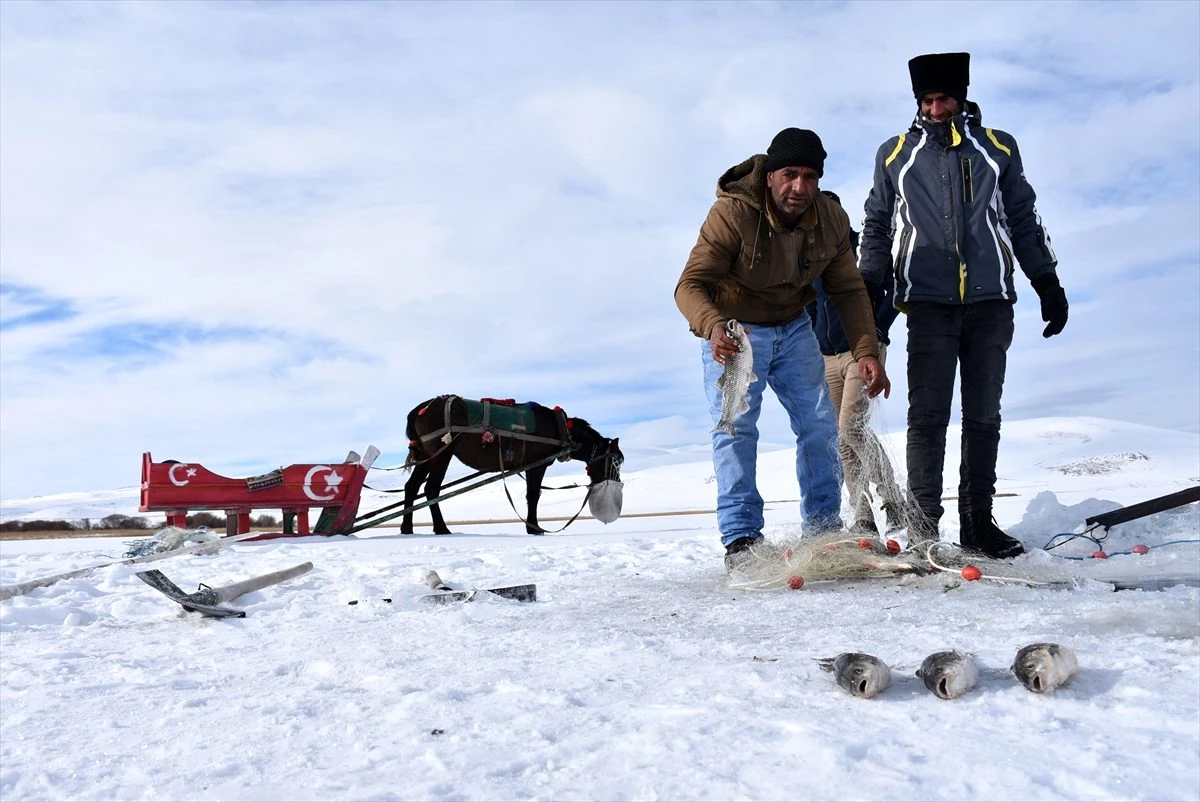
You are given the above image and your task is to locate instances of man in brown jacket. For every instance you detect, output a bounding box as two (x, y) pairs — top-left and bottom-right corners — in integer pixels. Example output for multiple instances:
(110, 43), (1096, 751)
(676, 128), (889, 569)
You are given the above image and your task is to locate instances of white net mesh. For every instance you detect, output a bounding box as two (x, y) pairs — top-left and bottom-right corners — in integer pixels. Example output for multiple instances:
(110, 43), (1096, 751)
(728, 532), (930, 590)
(725, 385), (1079, 590)
(122, 526), (219, 558)
(835, 388), (936, 541)
(727, 534), (1083, 591)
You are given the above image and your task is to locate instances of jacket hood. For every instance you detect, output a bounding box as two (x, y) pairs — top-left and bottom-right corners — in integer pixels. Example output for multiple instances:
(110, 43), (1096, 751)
(909, 99), (983, 132)
(715, 153), (828, 231)
(715, 154), (769, 211)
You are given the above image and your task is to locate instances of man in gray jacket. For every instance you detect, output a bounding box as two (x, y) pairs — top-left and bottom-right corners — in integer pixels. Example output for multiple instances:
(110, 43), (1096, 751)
(858, 52), (1069, 558)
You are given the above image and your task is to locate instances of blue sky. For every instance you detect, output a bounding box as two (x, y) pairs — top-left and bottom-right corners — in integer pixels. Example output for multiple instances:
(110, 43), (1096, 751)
(1, 0), (1197, 499)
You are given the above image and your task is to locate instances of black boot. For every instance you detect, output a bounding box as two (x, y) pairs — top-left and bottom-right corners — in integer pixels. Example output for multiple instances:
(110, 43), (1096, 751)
(850, 517), (879, 535)
(724, 535), (764, 571)
(901, 504), (940, 548)
(959, 512), (1026, 559)
(881, 499), (905, 534)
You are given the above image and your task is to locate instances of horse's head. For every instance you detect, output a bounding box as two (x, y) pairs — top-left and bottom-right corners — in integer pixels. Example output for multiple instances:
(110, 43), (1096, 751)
(566, 418), (623, 485)
(567, 418), (624, 524)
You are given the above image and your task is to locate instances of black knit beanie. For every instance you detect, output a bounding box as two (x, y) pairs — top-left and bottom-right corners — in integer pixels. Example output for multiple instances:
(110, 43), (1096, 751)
(908, 52), (970, 104)
(764, 128), (826, 176)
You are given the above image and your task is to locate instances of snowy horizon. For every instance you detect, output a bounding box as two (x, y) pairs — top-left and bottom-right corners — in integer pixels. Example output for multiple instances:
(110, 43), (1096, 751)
(3, 415), (1198, 526)
(3, 1), (1199, 500)
(2, 414), (1199, 801)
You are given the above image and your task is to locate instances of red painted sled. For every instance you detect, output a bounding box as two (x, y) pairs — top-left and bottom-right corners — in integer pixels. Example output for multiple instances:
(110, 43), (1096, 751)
(139, 447), (378, 539)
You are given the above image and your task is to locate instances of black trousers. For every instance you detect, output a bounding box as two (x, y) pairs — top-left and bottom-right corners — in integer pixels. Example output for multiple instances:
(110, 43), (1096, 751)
(905, 301), (1015, 525)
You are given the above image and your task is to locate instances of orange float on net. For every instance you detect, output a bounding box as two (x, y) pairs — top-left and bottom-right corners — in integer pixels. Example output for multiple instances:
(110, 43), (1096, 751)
(961, 565), (982, 581)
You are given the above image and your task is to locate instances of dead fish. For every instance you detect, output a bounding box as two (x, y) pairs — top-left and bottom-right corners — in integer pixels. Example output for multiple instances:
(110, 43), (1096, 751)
(713, 320), (757, 436)
(916, 650), (979, 700)
(1011, 642), (1079, 694)
(817, 652), (891, 698)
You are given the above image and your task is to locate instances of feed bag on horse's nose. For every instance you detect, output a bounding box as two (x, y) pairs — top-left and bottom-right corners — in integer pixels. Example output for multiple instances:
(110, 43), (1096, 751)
(588, 479), (623, 523)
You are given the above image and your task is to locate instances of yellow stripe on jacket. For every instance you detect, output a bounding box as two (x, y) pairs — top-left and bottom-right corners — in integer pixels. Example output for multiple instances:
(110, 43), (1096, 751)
(884, 134), (907, 167)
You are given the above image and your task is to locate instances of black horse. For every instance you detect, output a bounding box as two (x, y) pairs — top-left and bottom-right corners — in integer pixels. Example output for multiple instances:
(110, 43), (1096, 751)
(401, 395), (623, 535)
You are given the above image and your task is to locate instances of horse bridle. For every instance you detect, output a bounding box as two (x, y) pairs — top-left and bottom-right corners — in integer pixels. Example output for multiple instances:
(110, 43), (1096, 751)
(584, 440), (623, 484)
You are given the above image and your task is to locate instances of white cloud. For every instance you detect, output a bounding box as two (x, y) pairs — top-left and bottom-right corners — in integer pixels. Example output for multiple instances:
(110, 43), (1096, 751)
(1, 0), (1197, 498)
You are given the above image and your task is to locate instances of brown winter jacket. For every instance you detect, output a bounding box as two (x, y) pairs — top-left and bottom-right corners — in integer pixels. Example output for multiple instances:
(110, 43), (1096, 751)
(675, 154), (879, 361)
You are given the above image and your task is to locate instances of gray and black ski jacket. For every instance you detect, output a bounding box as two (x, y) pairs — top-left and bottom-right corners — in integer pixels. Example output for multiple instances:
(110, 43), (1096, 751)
(858, 101), (1058, 308)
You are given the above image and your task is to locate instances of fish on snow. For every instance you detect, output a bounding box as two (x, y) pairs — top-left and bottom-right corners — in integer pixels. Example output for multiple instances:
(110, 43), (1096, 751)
(1011, 642), (1079, 694)
(916, 650), (979, 700)
(817, 652), (892, 699)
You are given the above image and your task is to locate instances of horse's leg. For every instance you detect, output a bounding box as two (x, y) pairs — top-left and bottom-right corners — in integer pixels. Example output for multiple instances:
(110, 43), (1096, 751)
(425, 454), (452, 535)
(525, 463), (548, 535)
(400, 463), (429, 535)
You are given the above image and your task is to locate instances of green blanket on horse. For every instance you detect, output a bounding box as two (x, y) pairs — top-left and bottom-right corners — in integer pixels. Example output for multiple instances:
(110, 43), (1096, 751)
(461, 398), (538, 436)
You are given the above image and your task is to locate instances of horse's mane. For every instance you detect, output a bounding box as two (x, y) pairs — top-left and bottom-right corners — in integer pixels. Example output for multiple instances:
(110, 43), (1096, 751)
(569, 417), (596, 433)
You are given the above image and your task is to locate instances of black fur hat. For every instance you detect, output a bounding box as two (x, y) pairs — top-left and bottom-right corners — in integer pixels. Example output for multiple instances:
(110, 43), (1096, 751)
(764, 128), (826, 176)
(908, 52), (970, 104)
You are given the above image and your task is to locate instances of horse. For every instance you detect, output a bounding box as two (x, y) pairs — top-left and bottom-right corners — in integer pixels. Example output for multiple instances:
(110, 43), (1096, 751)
(400, 395), (623, 535)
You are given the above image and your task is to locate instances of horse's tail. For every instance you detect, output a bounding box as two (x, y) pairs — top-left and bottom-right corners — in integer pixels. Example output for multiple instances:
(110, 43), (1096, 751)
(404, 399), (430, 470)
(404, 395), (455, 470)
(403, 441), (420, 471)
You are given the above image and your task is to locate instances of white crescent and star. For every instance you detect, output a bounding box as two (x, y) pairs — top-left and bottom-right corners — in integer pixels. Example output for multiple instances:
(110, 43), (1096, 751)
(166, 462), (342, 499)
(168, 464), (198, 487)
(303, 466), (343, 501)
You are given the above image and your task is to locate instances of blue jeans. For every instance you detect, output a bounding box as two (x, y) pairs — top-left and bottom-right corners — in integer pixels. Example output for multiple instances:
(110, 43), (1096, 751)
(702, 313), (844, 546)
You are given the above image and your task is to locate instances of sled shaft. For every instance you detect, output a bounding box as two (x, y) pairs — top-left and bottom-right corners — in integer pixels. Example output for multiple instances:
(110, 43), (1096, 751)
(1084, 486), (1200, 530)
(206, 562), (314, 604)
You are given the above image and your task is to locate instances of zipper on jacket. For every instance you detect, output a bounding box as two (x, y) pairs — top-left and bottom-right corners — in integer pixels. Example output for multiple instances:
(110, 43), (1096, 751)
(955, 160), (967, 301)
(822, 291), (836, 351)
(751, 212), (764, 269)
(788, 230), (799, 283)
(893, 228), (912, 281)
(961, 158), (974, 203)
(941, 148), (966, 302)
(998, 237), (1015, 277)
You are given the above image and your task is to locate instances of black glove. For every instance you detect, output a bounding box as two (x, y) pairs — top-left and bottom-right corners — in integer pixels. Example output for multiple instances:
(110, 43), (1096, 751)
(864, 280), (886, 316)
(1031, 273), (1068, 338)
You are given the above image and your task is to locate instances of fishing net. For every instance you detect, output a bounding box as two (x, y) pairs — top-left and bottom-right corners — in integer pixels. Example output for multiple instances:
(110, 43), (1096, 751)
(122, 526), (219, 558)
(726, 388), (1078, 590)
(727, 532), (930, 590)
(730, 385), (1141, 590)
(831, 390), (932, 538)
(727, 534), (1083, 591)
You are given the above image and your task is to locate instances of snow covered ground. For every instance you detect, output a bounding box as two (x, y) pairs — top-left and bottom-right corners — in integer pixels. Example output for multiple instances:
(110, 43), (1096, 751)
(2, 417), (1198, 801)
